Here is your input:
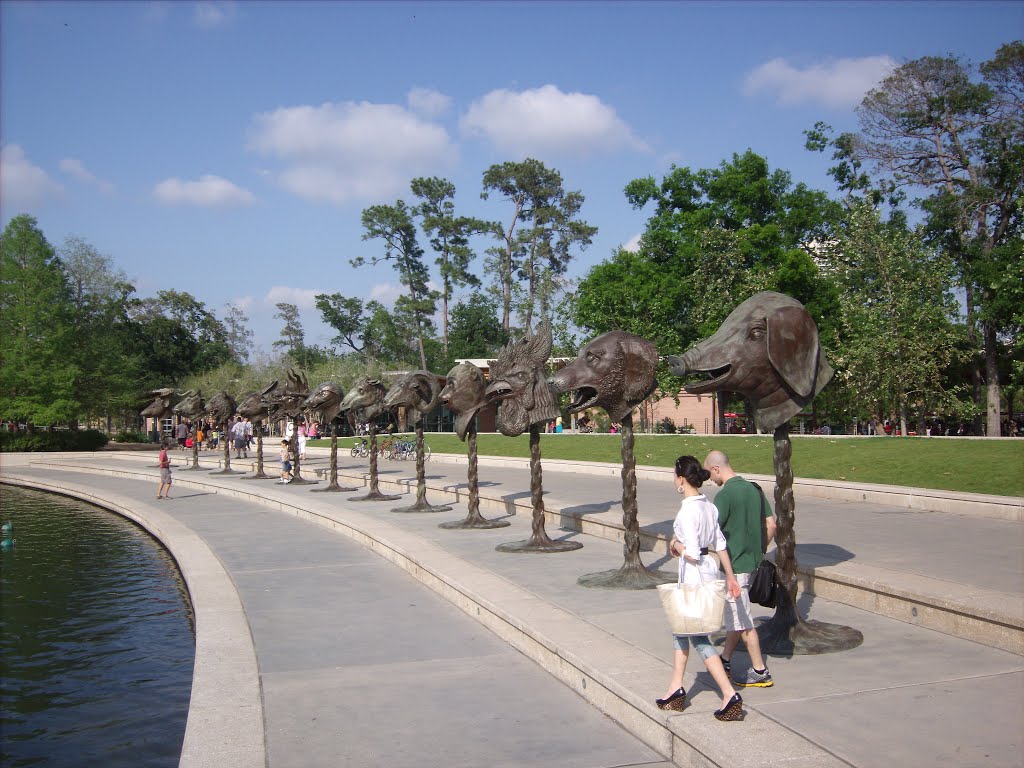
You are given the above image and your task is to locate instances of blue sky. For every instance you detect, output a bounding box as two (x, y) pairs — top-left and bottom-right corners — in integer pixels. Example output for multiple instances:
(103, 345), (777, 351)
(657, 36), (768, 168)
(2, 1), (1019, 355)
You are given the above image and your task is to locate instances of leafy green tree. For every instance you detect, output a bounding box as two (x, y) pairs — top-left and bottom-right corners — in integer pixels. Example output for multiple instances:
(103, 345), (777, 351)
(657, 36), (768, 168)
(481, 158), (596, 331)
(315, 292), (367, 355)
(446, 293), (508, 363)
(0, 215), (79, 426)
(623, 150), (840, 349)
(850, 43), (1024, 435)
(132, 289), (233, 374)
(223, 302), (255, 363)
(273, 301), (306, 360)
(826, 203), (967, 434)
(353, 200), (437, 369)
(58, 235), (143, 424)
(410, 176), (490, 353)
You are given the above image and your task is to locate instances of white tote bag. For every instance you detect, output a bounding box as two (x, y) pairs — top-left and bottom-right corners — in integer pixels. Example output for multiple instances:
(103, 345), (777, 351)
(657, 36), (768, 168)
(656, 559), (727, 636)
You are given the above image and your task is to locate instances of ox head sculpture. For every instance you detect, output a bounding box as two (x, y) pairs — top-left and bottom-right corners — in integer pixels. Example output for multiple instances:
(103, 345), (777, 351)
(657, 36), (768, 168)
(303, 381), (346, 426)
(548, 331), (658, 422)
(439, 363), (488, 441)
(383, 371), (443, 417)
(485, 322), (559, 437)
(140, 387), (178, 420)
(341, 378), (389, 422)
(666, 291), (834, 433)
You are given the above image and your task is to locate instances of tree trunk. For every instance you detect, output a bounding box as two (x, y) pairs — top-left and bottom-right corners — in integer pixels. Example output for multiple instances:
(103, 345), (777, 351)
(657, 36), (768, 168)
(984, 320), (1001, 437)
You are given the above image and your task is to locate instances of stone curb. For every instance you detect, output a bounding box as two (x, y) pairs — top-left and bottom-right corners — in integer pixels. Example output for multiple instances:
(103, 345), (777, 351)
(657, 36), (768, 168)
(0, 472), (266, 768)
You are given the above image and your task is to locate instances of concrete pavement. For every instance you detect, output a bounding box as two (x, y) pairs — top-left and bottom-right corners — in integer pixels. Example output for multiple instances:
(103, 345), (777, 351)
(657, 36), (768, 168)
(1, 449), (1022, 768)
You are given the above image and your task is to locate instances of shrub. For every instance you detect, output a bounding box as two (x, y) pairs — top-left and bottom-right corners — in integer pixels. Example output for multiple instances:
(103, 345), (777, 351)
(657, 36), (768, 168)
(112, 431), (150, 443)
(656, 417), (676, 434)
(0, 429), (109, 452)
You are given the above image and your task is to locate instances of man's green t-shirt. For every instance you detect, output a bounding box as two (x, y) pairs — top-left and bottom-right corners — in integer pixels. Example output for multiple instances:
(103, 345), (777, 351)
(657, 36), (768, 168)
(715, 476), (771, 575)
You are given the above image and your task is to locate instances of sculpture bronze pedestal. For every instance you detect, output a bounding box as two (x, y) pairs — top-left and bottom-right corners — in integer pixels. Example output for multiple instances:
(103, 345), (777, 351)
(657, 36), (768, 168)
(495, 425), (582, 553)
(439, 426), (510, 529)
(240, 423), (275, 480)
(755, 426), (863, 654)
(311, 420), (358, 492)
(577, 415), (673, 588)
(392, 419), (451, 513)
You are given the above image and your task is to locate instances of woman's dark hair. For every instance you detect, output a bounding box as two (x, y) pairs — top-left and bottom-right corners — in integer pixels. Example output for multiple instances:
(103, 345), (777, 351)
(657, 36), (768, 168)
(674, 455), (710, 488)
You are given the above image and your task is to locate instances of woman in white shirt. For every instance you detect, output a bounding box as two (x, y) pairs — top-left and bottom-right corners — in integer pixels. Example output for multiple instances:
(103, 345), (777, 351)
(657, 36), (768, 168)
(656, 455), (745, 721)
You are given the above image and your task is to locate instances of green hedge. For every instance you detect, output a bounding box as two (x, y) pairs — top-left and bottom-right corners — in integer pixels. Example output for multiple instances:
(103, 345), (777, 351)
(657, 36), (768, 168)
(112, 431), (150, 443)
(0, 429), (109, 452)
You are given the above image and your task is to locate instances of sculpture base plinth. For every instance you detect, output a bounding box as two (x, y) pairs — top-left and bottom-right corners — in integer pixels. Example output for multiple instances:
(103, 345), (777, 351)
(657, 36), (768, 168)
(180, 465), (207, 471)
(209, 468), (244, 475)
(577, 563), (675, 590)
(239, 472), (275, 480)
(496, 537), (583, 553)
(285, 476), (318, 486)
(349, 491), (402, 502)
(311, 482), (360, 492)
(391, 501), (453, 513)
(756, 615), (864, 655)
(439, 517), (511, 530)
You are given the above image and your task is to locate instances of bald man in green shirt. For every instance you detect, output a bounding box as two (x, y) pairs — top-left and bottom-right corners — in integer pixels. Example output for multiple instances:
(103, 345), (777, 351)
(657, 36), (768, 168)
(705, 450), (777, 688)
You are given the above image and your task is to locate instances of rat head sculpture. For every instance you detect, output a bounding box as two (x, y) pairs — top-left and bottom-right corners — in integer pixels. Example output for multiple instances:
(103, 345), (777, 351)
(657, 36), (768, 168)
(666, 291), (834, 433)
(303, 381), (345, 426)
(172, 390), (205, 419)
(141, 387), (178, 420)
(203, 390), (236, 426)
(341, 377), (389, 422)
(549, 331), (658, 422)
(485, 322), (559, 437)
(383, 371), (443, 418)
(439, 363), (488, 441)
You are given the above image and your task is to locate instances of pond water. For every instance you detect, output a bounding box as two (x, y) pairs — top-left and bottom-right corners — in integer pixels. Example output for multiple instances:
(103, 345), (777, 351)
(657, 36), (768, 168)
(0, 485), (195, 767)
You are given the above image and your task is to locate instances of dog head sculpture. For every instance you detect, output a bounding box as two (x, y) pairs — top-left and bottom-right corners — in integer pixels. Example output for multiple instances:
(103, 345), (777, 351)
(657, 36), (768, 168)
(549, 331), (658, 422)
(439, 363), (488, 441)
(383, 371), (443, 418)
(172, 389), (205, 419)
(140, 387), (178, 420)
(302, 381), (345, 426)
(341, 377), (388, 422)
(204, 390), (237, 425)
(485, 322), (559, 437)
(666, 291), (834, 433)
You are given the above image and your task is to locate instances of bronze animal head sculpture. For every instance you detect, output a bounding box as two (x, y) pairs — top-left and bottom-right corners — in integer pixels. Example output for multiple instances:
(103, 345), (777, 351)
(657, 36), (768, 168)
(383, 371), (443, 417)
(172, 390), (205, 419)
(485, 322), (559, 437)
(303, 381), (345, 425)
(140, 387), (178, 420)
(341, 378), (388, 422)
(667, 291), (834, 433)
(236, 388), (273, 422)
(204, 390), (237, 425)
(439, 363), (488, 441)
(549, 331), (658, 422)
(263, 369), (310, 422)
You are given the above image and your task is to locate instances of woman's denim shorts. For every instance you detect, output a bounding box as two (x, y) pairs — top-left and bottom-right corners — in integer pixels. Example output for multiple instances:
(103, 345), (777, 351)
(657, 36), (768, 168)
(673, 634), (717, 660)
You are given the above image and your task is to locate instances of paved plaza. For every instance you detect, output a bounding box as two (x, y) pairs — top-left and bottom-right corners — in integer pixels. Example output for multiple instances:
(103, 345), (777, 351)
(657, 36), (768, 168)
(1, 447), (1022, 768)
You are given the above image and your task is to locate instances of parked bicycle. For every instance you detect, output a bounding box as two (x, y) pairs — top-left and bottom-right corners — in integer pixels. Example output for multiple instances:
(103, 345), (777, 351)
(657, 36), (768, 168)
(349, 438), (369, 458)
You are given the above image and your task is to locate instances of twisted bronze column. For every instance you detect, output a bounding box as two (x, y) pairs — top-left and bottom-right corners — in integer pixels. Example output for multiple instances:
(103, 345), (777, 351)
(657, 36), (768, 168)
(311, 419), (358, 492)
(440, 424), (510, 529)
(349, 422), (400, 502)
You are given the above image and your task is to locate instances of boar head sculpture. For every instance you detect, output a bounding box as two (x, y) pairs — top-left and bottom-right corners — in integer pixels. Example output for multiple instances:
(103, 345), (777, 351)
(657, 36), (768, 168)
(667, 292), (833, 433)
(549, 331), (658, 422)
(485, 322), (559, 437)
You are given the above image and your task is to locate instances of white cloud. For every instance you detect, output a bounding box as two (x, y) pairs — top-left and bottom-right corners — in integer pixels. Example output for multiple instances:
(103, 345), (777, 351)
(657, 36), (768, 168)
(248, 100), (457, 205)
(194, 1), (236, 28)
(368, 282), (404, 305)
(407, 87), (452, 118)
(459, 84), (648, 156)
(230, 295), (254, 312)
(264, 286), (320, 310)
(0, 144), (63, 212)
(59, 158), (114, 194)
(623, 233), (642, 252)
(743, 55), (897, 108)
(152, 174), (255, 206)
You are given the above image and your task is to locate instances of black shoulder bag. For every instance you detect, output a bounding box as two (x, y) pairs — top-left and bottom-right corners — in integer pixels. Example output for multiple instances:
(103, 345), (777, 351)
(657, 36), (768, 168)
(747, 483), (780, 608)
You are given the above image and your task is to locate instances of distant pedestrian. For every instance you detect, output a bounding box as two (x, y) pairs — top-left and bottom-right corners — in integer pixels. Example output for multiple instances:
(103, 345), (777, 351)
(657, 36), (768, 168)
(157, 440), (172, 499)
(277, 439), (292, 483)
(175, 420), (188, 449)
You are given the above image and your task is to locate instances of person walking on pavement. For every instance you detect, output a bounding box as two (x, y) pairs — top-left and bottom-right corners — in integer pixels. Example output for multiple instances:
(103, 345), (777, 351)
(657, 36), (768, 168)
(704, 450), (777, 688)
(657, 455), (745, 720)
(231, 416), (247, 459)
(157, 439), (172, 499)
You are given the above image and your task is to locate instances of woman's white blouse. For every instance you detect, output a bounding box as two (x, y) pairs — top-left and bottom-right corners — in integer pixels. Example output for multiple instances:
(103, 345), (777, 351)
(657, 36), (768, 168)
(673, 493), (727, 583)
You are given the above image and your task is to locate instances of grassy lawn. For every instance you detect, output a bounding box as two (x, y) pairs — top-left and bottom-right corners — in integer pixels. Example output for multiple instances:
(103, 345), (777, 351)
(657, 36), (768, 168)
(314, 433), (1024, 497)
